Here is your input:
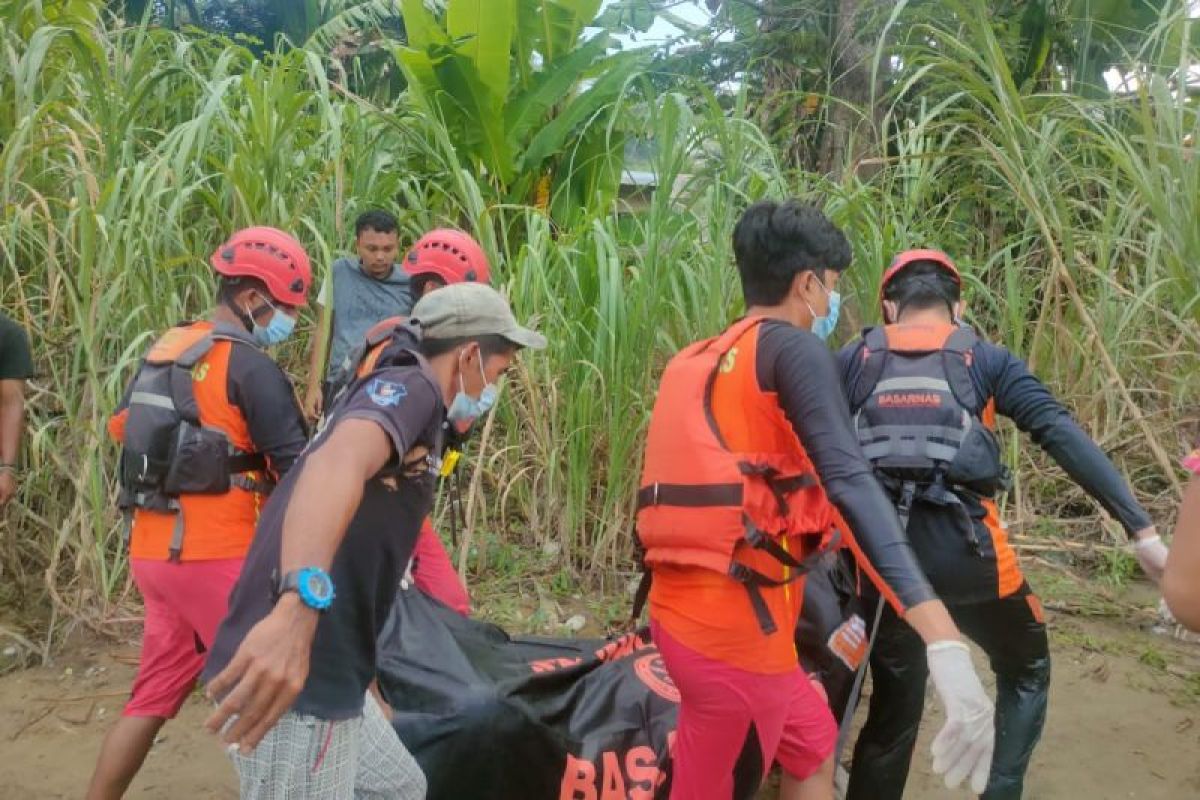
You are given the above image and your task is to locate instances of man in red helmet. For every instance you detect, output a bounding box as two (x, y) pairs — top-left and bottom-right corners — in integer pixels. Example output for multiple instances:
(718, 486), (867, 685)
(86, 227), (313, 800)
(403, 226), (492, 298)
(838, 249), (1166, 799)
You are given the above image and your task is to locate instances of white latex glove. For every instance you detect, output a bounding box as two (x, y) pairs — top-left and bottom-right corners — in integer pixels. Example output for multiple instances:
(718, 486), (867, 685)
(1132, 532), (1168, 583)
(926, 640), (994, 794)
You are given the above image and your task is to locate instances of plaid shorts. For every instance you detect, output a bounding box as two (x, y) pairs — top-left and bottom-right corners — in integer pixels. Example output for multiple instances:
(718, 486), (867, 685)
(229, 693), (426, 799)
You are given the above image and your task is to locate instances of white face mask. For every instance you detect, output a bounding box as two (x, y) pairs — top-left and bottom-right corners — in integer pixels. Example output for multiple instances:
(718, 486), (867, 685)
(446, 347), (499, 428)
(804, 276), (841, 341)
(243, 293), (296, 346)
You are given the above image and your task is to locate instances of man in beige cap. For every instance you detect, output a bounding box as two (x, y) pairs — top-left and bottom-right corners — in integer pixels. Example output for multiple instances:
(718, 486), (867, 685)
(202, 283), (545, 799)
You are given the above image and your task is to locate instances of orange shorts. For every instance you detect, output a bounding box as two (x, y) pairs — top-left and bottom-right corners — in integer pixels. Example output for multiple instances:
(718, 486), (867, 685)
(123, 558), (243, 718)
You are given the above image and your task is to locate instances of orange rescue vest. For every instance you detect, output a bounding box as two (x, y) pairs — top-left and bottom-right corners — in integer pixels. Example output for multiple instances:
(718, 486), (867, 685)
(635, 316), (838, 633)
(113, 322), (271, 561)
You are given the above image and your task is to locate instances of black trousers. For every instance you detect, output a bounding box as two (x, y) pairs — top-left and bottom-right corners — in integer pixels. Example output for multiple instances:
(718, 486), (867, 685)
(846, 582), (1050, 800)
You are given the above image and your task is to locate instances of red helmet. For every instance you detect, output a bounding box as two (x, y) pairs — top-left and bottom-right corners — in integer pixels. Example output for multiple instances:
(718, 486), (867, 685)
(403, 229), (491, 286)
(210, 226), (312, 307)
(879, 248), (961, 312)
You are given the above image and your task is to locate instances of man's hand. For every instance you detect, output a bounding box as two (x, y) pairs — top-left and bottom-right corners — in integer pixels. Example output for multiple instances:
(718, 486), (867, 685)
(204, 594), (319, 753)
(926, 640), (994, 794)
(0, 469), (16, 507)
(302, 384), (324, 423)
(1132, 526), (1168, 583)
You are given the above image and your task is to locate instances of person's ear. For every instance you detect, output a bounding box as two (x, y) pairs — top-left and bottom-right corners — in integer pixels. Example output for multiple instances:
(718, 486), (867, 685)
(237, 288), (264, 318)
(882, 299), (898, 324)
(953, 300), (966, 322)
(792, 270), (816, 302)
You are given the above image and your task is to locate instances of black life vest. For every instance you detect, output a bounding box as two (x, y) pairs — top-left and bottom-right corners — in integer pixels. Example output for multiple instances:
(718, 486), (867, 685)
(848, 324), (1009, 531)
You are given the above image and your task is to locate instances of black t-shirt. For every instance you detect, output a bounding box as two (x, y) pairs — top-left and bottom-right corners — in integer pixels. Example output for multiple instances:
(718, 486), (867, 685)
(755, 321), (935, 611)
(0, 314), (33, 380)
(203, 364), (445, 720)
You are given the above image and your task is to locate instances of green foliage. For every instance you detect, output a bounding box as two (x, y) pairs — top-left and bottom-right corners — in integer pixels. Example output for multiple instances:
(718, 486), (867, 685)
(0, 0), (1197, 646)
(397, 0), (646, 220)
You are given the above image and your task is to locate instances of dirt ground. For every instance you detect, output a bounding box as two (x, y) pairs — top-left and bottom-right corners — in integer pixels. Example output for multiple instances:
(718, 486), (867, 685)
(1, 571), (1198, 799)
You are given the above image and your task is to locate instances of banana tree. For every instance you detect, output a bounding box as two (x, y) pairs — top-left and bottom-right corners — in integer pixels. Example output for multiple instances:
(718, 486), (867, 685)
(396, 0), (647, 223)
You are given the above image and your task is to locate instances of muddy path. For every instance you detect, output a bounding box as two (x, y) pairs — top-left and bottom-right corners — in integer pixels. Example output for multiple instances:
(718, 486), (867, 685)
(1, 572), (1197, 799)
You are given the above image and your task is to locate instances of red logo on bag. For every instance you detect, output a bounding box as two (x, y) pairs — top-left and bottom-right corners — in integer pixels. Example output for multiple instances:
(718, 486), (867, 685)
(529, 657), (584, 674)
(633, 654), (680, 702)
(594, 631), (653, 662)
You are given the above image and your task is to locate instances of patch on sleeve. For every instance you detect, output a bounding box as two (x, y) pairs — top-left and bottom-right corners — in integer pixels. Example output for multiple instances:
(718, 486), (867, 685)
(367, 378), (408, 408)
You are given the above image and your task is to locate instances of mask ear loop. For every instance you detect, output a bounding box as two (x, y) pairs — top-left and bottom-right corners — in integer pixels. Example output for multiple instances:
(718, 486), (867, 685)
(455, 345), (470, 396)
(232, 285), (263, 332)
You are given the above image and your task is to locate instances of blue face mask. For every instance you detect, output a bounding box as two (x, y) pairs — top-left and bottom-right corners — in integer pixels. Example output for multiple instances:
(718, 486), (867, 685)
(447, 348), (499, 428)
(807, 278), (841, 341)
(246, 295), (296, 347)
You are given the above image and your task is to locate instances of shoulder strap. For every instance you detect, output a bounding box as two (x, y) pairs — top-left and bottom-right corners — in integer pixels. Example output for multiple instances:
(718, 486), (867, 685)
(174, 335), (215, 370)
(943, 325), (978, 355)
(851, 327), (890, 410)
(940, 326), (979, 411)
(208, 322), (264, 353)
(371, 322), (427, 372)
(365, 316), (409, 347)
(179, 321), (263, 369)
(709, 316), (764, 356)
(144, 323), (213, 366)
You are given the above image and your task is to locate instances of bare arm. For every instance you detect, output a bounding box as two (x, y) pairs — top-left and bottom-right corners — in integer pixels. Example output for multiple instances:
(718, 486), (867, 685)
(0, 379), (25, 506)
(902, 600), (961, 642)
(1163, 475), (1200, 631)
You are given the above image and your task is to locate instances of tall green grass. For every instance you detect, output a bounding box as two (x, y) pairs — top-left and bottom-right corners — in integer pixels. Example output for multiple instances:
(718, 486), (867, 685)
(0, 0), (1197, 653)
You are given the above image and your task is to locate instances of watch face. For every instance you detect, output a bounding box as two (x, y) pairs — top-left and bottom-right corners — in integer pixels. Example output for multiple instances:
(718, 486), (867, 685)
(304, 572), (333, 601)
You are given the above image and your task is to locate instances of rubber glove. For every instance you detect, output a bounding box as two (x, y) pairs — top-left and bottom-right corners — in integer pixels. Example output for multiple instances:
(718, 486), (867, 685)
(926, 640), (995, 794)
(1132, 532), (1169, 583)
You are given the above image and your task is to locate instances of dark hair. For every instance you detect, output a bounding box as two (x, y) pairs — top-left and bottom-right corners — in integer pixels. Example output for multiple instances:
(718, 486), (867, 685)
(355, 209), (398, 237)
(419, 333), (516, 360)
(883, 260), (961, 317)
(411, 274), (445, 298)
(216, 276), (270, 306)
(732, 200), (852, 306)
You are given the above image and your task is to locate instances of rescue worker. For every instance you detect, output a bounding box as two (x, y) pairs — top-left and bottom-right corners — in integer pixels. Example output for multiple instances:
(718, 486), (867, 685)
(202, 283), (545, 799)
(327, 227), (494, 616)
(636, 200), (995, 800)
(0, 311), (33, 507)
(839, 249), (1167, 800)
(303, 209), (411, 421)
(85, 227), (312, 800)
(1164, 443), (1200, 630)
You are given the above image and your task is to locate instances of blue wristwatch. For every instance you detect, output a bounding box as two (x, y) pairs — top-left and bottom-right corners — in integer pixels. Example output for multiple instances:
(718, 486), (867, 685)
(275, 567), (335, 611)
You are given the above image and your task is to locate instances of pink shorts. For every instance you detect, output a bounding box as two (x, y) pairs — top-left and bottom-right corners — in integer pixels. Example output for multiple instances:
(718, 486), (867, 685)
(651, 620), (836, 799)
(124, 558), (243, 719)
(411, 521), (471, 616)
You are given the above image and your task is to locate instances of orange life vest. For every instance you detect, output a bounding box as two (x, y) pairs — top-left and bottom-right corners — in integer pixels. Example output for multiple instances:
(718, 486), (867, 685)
(636, 316), (838, 633)
(112, 321), (271, 562)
